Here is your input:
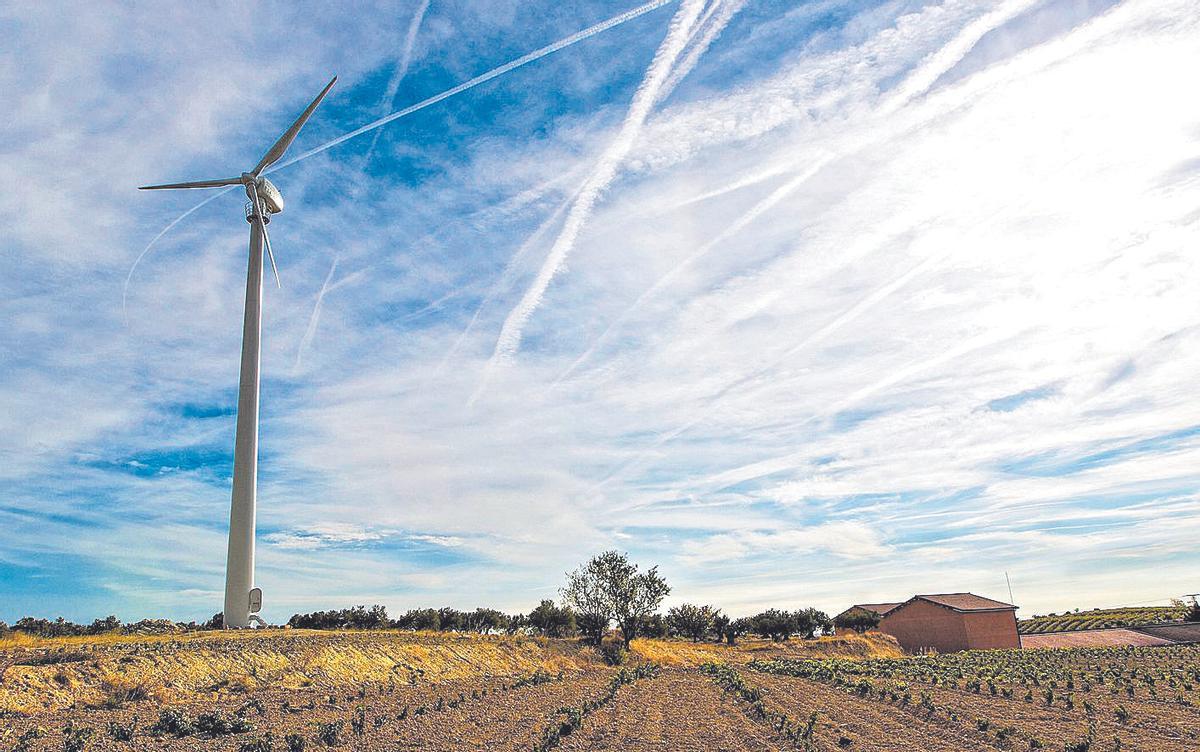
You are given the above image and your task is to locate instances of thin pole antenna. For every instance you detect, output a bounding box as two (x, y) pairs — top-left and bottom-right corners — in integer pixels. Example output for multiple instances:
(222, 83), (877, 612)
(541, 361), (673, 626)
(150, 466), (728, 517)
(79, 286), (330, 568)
(1005, 571), (1015, 605)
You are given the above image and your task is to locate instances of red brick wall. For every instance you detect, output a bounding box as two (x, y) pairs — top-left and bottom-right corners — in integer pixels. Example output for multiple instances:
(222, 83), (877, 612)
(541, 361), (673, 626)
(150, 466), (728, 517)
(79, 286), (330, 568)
(962, 609), (1020, 650)
(879, 601), (1018, 652)
(878, 599), (968, 653)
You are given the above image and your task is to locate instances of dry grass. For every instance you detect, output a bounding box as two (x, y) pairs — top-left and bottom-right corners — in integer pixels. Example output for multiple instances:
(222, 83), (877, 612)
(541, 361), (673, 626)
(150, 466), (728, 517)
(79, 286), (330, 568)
(0, 629), (602, 715)
(630, 631), (903, 667)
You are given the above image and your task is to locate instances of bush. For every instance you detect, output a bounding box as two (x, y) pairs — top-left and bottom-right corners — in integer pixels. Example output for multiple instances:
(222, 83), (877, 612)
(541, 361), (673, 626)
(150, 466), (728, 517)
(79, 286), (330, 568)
(152, 708), (196, 737)
(316, 720), (343, 746)
(239, 733), (275, 752)
(62, 722), (94, 752)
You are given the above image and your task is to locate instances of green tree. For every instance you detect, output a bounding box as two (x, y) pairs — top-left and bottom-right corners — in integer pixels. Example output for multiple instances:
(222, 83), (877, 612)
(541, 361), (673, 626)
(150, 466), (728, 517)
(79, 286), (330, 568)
(667, 604), (719, 642)
(834, 609), (881, 634)
(527, 600), (576, 637)
(561, 551), (671, 647)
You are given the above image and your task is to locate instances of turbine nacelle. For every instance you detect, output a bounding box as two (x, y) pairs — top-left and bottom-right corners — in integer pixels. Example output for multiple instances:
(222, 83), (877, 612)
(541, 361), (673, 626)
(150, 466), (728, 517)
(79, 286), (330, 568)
(243, 174), (284, 215)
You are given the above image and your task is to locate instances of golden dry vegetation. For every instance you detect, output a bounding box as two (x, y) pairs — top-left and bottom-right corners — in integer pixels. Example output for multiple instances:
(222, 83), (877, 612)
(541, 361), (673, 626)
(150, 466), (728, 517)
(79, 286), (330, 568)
(6, 629), (1192, 751)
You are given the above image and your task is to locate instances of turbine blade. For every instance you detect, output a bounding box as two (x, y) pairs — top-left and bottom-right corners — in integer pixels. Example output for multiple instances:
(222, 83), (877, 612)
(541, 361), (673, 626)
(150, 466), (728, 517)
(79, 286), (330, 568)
(138, 177), (244, 190)
(249, 182), (281, 288)
(261, 223), (281, 289)
(252, 75), (338, 176)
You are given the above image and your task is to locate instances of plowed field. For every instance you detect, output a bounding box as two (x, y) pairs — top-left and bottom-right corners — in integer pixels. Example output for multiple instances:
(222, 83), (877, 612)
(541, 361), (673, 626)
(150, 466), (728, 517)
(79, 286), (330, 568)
(3, 632), (1197, 751)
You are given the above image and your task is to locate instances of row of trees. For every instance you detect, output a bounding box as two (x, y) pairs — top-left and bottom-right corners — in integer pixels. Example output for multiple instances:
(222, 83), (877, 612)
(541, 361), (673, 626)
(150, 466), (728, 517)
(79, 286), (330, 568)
(0, 614), (222, 637)
(284, 601), (579, 635)
(665, 604), (835, 643)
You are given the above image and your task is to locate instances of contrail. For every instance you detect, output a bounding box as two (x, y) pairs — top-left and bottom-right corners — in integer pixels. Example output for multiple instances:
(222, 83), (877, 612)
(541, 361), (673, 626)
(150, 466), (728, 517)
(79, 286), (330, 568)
(438, 194), (575, 379)
(293, 257), (339, 373)
(483, 0), (708, 370)
(657, 0), (747, 102)
(365, 0), (432, 164)
(557, 0), (1044, 379)
(270, 0), (681, 173)
(127, 0), (679, 310)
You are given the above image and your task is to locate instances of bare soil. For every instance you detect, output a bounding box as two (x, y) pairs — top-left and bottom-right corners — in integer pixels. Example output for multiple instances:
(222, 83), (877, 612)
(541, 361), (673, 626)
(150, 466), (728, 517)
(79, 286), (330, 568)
(558, 668), (785, 752)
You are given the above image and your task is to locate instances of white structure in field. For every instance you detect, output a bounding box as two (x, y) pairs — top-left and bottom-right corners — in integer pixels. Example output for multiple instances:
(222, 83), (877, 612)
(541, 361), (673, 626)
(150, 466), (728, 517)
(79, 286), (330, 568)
(139, 77), (337, 627)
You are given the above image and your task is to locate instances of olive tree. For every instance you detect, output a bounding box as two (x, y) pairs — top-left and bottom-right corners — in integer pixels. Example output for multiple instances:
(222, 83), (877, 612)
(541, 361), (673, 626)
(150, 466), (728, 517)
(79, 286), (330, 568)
(561, 551), (671, 647)
(667, 604), (719, 642)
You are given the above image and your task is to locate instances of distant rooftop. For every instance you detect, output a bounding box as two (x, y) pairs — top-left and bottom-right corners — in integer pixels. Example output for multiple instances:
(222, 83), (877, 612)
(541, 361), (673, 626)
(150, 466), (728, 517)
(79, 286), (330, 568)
(912, 593), (1017, 612)
(849, 602), (903, 616)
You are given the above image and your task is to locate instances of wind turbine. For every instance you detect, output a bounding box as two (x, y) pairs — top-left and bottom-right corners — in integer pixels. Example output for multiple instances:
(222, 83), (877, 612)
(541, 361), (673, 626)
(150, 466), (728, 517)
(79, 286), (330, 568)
(139, 76), (337, 628)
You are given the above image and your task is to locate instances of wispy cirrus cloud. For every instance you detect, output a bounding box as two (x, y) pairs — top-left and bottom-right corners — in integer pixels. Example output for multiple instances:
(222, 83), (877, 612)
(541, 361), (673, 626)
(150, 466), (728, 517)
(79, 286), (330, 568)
(2, 0), (1199, 624)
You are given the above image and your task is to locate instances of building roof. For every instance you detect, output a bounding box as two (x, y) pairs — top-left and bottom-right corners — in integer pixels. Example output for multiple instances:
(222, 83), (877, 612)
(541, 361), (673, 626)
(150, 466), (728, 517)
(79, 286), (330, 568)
(852, 602), (903, 616)
(908, 593), (1017, 613)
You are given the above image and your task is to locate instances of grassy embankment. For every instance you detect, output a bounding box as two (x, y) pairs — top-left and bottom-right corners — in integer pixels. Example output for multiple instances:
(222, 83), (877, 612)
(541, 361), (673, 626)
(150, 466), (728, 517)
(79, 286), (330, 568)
(0, 629), (595, 715)
(0, 628), (900, 716)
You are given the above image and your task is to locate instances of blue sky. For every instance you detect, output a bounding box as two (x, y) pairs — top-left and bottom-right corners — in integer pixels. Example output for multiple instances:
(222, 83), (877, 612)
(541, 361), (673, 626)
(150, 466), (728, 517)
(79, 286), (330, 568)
(2, 0), (1199, 625)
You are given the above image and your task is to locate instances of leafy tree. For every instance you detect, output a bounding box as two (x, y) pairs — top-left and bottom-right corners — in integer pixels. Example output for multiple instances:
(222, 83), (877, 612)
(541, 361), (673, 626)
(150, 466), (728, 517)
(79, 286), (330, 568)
(749, 609), (798, 641)
(437, 607), (465, 631)
(397, 608), (440, 631)
(466, 608), (506, 633)
(505, 613), (529, 634)
(667, 604), (718, 642)
(712, 613), (731, 643)
(798, 607), (833, 639)
(561, 551), (671, 647)
(639, 613), (670, 639)
(726, 617), (753, 645)
(527, 600), (576, 637)
(834, 609), (881, 634)
(1186, 600), (1200, 623)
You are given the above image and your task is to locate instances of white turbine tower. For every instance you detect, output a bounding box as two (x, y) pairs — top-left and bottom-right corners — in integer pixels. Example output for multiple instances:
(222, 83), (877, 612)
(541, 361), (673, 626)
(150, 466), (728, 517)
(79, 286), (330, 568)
(139, 76), (337, 628)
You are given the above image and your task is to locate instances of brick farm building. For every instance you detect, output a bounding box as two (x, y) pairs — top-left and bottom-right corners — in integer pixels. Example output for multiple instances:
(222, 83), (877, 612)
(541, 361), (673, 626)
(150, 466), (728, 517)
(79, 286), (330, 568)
(838, 593), (1020, 653)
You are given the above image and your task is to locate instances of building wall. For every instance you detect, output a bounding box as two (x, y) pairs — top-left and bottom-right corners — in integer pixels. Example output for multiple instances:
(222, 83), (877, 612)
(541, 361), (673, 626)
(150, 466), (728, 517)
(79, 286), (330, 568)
(878, 601), (1019, 652)
(962, 609), (1020, 650)
(878, 600), (968, 653)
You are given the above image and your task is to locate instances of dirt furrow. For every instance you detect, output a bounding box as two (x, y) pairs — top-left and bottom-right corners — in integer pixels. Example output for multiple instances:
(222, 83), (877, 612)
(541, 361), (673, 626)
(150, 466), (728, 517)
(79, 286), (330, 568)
(390, 672), (613, 751)
(898, 681), (1200, 751)
(749, 673), (1000, 752)
(559, 668), (785, 751)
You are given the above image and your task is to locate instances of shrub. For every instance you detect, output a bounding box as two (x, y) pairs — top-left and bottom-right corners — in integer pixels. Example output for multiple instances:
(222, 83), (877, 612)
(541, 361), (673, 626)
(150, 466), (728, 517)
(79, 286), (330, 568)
(316, 720), (343, 746)
(239, 733), (275, 752)
(107, 717), (137, 742)
(151, 708), (196, 737)
(195, 711), (253, 735)
(62, 721), (94, 752)
(285, 733), (306, 752)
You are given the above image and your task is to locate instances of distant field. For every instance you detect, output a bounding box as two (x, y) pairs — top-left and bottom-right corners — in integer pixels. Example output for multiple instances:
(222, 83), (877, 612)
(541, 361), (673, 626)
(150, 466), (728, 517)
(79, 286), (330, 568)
(1018, 606), (1186, 634)
(2, 630), (1198, 751)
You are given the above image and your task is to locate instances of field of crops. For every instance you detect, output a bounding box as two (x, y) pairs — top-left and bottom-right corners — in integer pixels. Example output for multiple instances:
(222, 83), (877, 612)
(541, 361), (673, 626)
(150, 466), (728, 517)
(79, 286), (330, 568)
(2, 631), (1197, 751)
(1018, 606), (1186, 634)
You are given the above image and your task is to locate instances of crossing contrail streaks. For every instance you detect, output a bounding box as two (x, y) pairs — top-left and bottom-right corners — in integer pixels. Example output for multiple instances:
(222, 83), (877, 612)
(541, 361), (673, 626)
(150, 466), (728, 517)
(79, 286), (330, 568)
(126, 0), (678, 313)
(484, 0), (707, 368)
(365, 0), (432, 164)
(269, 0), (680, 173)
